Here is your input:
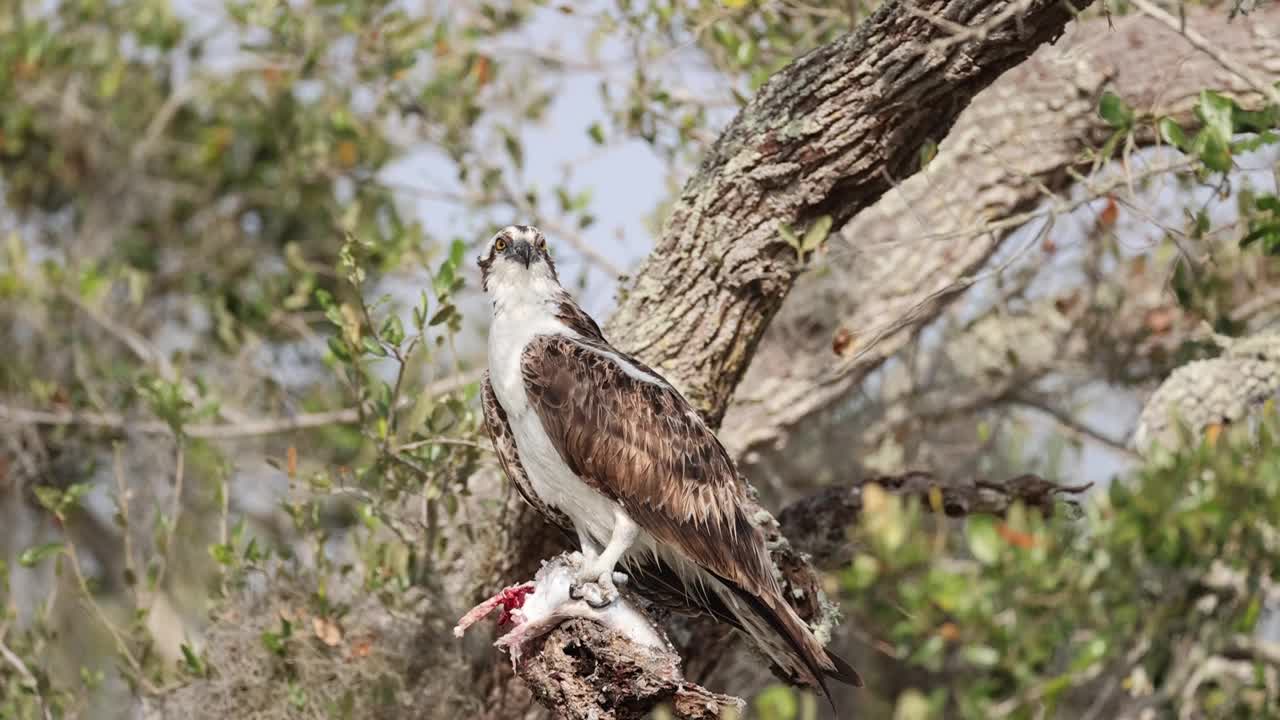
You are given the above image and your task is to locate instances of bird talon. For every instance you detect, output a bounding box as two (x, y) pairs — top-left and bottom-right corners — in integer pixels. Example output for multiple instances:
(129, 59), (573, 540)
(571, 570), (620, 608)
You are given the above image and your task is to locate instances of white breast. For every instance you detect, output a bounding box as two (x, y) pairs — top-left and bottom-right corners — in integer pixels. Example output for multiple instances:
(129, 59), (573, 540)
(487, 301), (628, 551)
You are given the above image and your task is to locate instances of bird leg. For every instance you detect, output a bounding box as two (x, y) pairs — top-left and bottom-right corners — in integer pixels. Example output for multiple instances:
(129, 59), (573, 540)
(576, 527), (599, 566)
(571, 510), (637, 608)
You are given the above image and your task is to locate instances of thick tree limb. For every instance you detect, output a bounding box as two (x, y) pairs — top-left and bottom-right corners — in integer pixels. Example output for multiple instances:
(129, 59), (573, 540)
(603, 0), (1094, 426)
(512, 619), (743, 720)
(722, 6), (1280, 463)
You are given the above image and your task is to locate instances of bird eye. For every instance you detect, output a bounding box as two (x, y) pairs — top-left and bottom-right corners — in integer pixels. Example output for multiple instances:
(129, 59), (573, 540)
(536, 237), (547, 251)
(494, 238), (508, 252)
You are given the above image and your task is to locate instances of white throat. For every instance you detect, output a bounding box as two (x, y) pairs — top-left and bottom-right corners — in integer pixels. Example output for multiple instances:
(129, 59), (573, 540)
(485, 262), (570, 412)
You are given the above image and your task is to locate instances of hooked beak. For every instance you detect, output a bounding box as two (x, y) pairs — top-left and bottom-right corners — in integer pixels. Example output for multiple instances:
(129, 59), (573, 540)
(513, 240), (533, 268)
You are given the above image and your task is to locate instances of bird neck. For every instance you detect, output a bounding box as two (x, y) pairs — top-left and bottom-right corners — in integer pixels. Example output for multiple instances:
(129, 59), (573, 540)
(489, 273), (563, 319)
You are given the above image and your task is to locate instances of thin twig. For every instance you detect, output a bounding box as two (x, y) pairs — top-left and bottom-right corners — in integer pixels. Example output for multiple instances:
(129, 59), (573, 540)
(1012, 395), (1142, 460)
(112, 445), (140, 607)
(151, 440), (186, 597)
(0, 622), (54, 720)
(0, 370), (482, 439)
(1128, 0), (1280, 107)
(61, 536), (159, 694)
(833, 159), (1197, 374)
(60, 288), (176, 382)
(395, 437), (492, 453)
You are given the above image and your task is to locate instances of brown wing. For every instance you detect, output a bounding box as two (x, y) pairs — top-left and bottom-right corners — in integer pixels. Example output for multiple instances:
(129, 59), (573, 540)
(520, 335), (777, 597)
(481, 373), (572, 533)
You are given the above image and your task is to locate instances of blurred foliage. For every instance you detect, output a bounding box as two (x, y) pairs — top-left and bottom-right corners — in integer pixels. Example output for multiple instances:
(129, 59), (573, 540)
(836, 413), (1280, 719)
(1, 0), (1280, 719)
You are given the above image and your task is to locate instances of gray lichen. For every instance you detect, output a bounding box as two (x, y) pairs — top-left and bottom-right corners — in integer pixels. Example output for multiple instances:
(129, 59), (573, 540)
(1132, 330), (1280, 457)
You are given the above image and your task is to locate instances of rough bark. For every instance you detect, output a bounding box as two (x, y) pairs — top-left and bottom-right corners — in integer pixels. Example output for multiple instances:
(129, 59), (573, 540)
(511, 619), (743, 720)
(1133, 330), (1280, 456)
(603, 0), (1094, 426)
(722, 6), (1280, 465)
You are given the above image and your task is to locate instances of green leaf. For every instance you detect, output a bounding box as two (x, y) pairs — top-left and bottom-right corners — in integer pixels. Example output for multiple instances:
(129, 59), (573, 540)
(209, 543), (235, 566)
(64, 482), (92, 507)
(754, 684), (798, 720)
(847, 553), (879, 590)
(448, 238), (466, 268)
(1195, 130), (1233, 173)
(779, 224), (800, 255)
(428, 304), (456, 326)
(1158, 117), (1189, 150)
(801, 214), (833, 253)
(19, 542), (65, 567)
(966, 516), (1000, 565)
(587, 122), (605, 145)
(1240, 223), (1280, 252)
(1098, 91), (1134, 129)
(962, 645), (1000, 668)
(181, 643), (207, 677)
(32, 485), (65, 513)
(362, 336), (387, 357)
(1197, 90), (1236, 140)
(919, 140), (938, 169)
(327, 336), (351, 362)
(502, 130), (524, 170)
(380, 314), (404, 346)
(1069, 637), (1108, 672)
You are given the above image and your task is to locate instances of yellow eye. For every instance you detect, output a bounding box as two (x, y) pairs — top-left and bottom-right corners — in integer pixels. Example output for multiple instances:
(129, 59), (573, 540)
(495, 237), (507, 252)
(536, 237), (547, 251)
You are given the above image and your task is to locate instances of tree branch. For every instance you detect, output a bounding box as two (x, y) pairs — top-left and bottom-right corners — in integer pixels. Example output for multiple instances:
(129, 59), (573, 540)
(603, 0), (1094, 426)
(721, 5), (1280, 463)
(779, 471), (1092, 569)
(512, 619), (743, 720)
(0, 370), (480, 440)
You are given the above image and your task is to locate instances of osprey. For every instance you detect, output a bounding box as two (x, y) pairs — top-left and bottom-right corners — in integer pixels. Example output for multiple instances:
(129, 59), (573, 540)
(478, 225), (861, 698)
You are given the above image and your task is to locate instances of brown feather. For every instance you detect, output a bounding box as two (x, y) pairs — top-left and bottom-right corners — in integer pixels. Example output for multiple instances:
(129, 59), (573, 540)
(520, 335), (775, 595)
(481, 301), (861, 699)
(481, 374), (572, 532)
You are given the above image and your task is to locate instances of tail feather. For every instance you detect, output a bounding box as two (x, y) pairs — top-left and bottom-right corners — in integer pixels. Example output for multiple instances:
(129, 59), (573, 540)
(720, 577), (862, 708)
(824, 645), (864, 687)
(624, 550), (862, 704)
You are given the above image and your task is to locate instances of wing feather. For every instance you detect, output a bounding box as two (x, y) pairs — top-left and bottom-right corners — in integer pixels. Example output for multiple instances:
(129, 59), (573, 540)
(520, 335), (776, 596)
(481, 373), (572, 532)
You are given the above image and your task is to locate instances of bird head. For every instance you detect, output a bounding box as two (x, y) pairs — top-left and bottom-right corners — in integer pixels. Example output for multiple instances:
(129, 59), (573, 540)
(478, 224), (559, 294)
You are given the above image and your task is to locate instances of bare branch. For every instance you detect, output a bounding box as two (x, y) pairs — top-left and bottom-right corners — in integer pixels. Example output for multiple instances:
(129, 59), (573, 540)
(0, 370), (481, 440)
(778, 471), (1092, 568)
(1128, 0), (1280, 106)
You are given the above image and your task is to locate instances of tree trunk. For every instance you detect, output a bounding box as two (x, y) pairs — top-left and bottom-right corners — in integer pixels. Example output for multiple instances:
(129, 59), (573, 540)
(604, 0), (1092, 427)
